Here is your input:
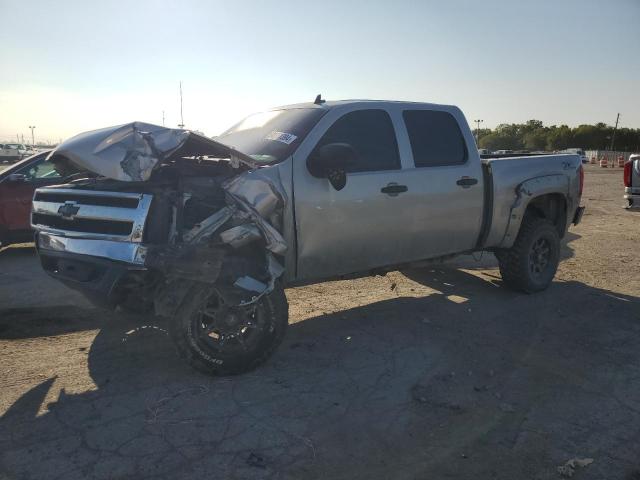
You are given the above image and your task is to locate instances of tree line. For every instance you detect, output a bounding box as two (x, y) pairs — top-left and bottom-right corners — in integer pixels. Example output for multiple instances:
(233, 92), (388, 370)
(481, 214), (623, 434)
(477, 120), (640, 152)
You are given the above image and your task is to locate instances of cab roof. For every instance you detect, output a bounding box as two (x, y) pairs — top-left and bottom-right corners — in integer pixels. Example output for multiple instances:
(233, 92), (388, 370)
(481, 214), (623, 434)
(272, 98), (458, 111)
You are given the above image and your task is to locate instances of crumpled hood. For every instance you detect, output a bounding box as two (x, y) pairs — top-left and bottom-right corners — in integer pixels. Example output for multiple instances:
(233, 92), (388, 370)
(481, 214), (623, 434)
(47, 121), (257, 182)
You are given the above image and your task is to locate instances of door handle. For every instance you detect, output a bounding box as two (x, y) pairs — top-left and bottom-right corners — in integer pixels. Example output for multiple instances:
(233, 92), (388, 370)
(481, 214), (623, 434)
(381, 183), (408, 196)
(456, 177), (478, 188)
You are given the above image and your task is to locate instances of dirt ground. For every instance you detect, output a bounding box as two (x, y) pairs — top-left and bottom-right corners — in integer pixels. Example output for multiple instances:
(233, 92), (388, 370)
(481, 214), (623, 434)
(1, 165), (638, 480)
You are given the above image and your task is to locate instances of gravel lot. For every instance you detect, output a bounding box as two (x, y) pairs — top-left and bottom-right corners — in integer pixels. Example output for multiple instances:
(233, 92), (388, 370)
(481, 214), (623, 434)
(1, 165), (638, 480)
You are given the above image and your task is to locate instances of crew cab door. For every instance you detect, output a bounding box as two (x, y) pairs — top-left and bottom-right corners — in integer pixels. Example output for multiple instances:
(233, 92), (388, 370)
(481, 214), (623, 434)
(292, 105), (485, 282)
(390, 108), (484, 261)
(292, 107), (411, 280)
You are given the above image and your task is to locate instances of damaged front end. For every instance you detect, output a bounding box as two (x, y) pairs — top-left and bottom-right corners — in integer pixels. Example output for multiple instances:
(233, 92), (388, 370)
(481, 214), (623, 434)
(33, 122), (288, 315)
(149, 170), (288, 316)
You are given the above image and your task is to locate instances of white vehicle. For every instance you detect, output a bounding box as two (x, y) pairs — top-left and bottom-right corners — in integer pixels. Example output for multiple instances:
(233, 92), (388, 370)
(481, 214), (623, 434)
(0, 143), (29, 163)
(561, 148), (588, 164)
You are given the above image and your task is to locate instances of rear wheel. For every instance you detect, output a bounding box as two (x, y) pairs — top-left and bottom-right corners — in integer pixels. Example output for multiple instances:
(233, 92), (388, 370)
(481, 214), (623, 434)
(496, 215), (560, 293)
(169, 284), (288, 375)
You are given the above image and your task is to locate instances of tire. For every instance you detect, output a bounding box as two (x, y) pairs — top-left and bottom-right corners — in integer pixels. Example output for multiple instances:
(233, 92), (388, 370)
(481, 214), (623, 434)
(169, 283), (289, 376)
(496, 215), (560, 293)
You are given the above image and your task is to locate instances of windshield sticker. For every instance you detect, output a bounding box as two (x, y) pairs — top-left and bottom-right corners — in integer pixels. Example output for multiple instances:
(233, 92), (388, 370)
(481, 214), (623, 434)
(265, 131), (298, 145)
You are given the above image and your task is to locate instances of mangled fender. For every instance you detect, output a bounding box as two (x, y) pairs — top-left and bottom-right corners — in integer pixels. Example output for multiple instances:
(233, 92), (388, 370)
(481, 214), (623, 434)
(148, 168), (289, 307)
(181, 169), (289, 305)
(222, 171), (288, 256)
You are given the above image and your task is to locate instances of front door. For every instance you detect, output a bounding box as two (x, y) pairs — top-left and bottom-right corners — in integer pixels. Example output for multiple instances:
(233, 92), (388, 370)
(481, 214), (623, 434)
(292, 108), (411, 280)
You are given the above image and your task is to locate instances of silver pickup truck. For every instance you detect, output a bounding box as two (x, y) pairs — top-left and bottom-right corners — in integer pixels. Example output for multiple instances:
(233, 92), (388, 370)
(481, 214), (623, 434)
(31, 99), (584, 375)
(625, 153), (640, 210)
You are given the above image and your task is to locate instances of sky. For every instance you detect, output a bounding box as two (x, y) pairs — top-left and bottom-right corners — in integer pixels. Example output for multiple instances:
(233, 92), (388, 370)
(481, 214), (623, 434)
(0, 0), (638, 144)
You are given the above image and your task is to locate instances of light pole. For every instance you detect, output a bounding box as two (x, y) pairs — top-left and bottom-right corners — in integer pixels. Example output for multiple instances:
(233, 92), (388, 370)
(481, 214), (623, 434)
(609, 113), (620, 151)
(474, 119), (483, 146)
(28, 126), (36, 147)
(177, 81), (184, 129)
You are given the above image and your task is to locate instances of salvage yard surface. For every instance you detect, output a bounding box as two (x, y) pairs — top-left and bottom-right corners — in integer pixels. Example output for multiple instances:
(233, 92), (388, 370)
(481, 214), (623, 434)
(1, 165), (638, 479)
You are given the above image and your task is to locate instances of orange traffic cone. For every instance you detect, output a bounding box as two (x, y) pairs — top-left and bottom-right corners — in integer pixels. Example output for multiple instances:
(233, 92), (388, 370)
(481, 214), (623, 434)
(618, 156), (625, 168)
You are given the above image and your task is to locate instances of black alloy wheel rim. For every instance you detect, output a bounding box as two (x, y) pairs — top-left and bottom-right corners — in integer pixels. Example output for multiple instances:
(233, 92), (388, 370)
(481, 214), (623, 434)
(194, 291), (267, 355)
(529, 237), (551, 278)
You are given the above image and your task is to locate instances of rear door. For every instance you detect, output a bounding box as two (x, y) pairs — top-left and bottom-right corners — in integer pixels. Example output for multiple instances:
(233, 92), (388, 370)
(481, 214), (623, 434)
(293, 107), (412, 280)
(390, 108), (484, 259)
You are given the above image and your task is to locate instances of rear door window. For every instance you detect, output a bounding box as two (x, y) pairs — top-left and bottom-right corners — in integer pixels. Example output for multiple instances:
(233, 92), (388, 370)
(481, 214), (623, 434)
(315, 109), (400, 173)
(403, 110), (467, 167)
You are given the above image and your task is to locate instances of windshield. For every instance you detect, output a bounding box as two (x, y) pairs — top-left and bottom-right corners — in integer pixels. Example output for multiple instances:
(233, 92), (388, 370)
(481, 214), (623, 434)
(217, 108), (327, 165)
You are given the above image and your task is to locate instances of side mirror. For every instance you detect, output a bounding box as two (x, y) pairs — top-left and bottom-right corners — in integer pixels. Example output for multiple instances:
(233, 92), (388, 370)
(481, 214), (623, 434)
(7, 173), (27, 183)
(307, 143), (356, 191)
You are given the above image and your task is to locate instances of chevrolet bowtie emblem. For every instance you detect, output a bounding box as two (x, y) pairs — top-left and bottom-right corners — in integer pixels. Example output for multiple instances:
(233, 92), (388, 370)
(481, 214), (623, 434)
(57, 202), (80, 219)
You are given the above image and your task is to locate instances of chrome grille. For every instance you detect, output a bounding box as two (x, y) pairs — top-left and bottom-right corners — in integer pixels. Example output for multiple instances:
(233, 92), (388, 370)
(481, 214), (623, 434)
(31, 188), (153, 243)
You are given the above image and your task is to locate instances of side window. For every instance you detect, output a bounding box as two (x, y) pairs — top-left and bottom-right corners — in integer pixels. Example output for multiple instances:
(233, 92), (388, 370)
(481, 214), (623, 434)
(403, 110), (467, 167)
(315, 109), (400, 173)
(16, 156), (61, 181)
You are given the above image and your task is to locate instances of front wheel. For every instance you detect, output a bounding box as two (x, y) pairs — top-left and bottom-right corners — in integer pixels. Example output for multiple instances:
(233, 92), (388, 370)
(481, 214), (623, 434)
(496, 216), (560, 293)
(169, 284), (289, 375)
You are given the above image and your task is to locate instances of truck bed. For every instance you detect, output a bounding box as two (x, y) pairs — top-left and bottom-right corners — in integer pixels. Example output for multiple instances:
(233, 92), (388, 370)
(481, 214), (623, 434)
(479, 153), (582, 249)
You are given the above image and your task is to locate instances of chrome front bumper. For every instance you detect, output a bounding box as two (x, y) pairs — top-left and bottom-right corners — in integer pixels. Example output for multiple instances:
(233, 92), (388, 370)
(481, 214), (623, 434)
(38, 232), (147, 265)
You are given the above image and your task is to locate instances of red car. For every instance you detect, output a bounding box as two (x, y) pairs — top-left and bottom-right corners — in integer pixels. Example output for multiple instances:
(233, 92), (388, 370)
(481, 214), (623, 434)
(0, 151), (62, 247)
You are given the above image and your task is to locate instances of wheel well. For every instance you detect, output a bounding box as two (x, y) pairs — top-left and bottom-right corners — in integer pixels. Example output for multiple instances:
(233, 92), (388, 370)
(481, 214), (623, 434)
(525, 194), (567, 237)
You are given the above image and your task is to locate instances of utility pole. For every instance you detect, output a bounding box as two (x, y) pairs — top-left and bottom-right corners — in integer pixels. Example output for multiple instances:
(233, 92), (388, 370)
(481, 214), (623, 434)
(177, 81), (184, 129)
(609, 113), (620, 151)
(162, 110), (165, 127)
(474, 119), (483, 146)
(28, 126), (35, 146)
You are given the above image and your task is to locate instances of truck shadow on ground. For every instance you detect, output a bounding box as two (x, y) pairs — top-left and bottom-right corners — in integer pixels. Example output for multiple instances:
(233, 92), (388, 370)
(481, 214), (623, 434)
(2, 265), (639, 478)
(0, 306), (106, 339)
